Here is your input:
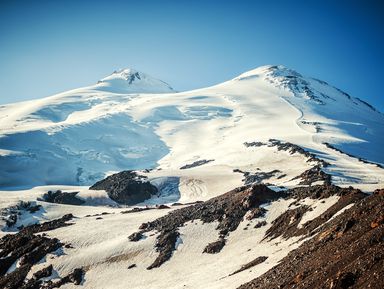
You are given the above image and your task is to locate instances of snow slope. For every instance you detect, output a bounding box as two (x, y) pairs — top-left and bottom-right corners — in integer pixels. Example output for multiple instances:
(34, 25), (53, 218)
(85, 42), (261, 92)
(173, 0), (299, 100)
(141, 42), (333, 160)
(0, 185), (344, 289)
(0, 65), (383, 195)
(0, 66), (383, 289)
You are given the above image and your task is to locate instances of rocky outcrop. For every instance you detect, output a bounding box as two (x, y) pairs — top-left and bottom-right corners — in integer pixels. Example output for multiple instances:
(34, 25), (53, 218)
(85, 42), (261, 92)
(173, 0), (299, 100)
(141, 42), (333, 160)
(130, 184), (283, 269)
(33, 264), (53, 280)
(203, 238), (226, 254)
(263, 205), (310, 241)
(238, 188), (384, 289)
(180, 159), (214, 170)
(90, 170), (158, 205)
(264, 185), (365, 241)
(147, 230), (180, 269)
(264, 67), (327, 105)
(1, 201), (41, 229)
(234, 169), (283, 185)
(40, 190), (85, 205)
(43, 268), (84, 288)
(230, 256), (268, 276)
(244, 139), (331, 185)
(121, 207), (151, 214)
(291, 165), (332, 185)
(128, 232), (144, 242)
(0, 214), (81, 289)
(244, 139), (329, 167)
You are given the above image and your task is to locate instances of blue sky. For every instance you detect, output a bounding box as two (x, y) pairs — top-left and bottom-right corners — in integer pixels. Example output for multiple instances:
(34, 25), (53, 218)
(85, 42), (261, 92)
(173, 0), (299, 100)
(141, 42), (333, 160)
(0, 0), (383, 111)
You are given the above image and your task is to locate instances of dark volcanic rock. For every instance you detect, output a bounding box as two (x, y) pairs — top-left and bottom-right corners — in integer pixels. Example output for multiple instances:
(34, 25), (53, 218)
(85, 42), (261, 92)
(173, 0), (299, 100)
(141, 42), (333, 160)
(42, 268), (84, 288)
(245, 139), (329, 168)
(0, 264), (31, 289)
(243, 141), (264, 148)
(121, 207), (151, 214)
(238, 188), (384, 289)
(203, 238), (226, 254)
(21, 214), (74, 235)
(230, 256), (268, 276)
(263, 205), (310, 241)
(180, 159), (214, 169)
(265, 140), (332, 185)
(254, 220), (267, 228)
(0, 214), (75, 289)
(288, 185), (359, 200)
(243, 139), (331, 185)
(131, 184), (283, 269)
(246, 207), (267, 220)
(292, 165), (332, 185)
(90, 170), (158, 205)
(264, 185), (365, 240)
(67, 268), (84, 285)
(40, 190), (85, 205)
(1, 201), (42, 229)
(128, 232), (144, 242)
(85, 212), (112, 218)
(32, 264), (53, 280)
(147, 230), (179, 269)
(0, 214), (74, 264)
(243, 170), (282, 185)
(268, 139), (328, 166)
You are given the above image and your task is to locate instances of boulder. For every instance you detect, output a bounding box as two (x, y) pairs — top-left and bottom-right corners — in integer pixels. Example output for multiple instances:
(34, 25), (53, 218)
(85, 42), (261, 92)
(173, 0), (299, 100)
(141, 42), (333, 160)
(90, 171), (158, 205)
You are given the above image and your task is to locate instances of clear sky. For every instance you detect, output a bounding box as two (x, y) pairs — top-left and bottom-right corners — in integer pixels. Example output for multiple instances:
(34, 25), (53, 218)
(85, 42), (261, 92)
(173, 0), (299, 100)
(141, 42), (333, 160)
(0, 0), (383, 111)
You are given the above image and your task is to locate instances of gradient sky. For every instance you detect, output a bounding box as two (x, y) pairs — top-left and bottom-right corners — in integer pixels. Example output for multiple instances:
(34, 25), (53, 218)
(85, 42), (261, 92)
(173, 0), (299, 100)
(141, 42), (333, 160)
(0, 0), (383, 111)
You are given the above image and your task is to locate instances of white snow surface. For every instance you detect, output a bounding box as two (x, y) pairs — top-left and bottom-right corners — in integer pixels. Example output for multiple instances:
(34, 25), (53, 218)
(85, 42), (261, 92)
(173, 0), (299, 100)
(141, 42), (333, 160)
(0, 189), (341, 289)
(0, 65), (383, 194)
(0, 64), (383, 288)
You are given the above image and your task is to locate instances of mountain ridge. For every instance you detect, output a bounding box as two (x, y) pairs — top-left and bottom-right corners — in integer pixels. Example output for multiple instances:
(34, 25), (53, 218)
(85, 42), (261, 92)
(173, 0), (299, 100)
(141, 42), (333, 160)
(0, 65), (383, 193)
(0, 65), (383, 289)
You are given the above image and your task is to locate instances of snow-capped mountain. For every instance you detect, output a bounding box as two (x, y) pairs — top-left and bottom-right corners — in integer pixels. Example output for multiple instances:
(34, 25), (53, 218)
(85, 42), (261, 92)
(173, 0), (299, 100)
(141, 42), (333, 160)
(95, 68), (175, 93)
(0, 65), (383, 289)
(0, 65), (383, 193)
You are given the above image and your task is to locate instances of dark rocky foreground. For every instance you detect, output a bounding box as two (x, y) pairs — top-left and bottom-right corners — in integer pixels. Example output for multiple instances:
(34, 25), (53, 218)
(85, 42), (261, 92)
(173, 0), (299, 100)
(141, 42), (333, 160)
(130, 184), (283, 269)
(127, 183), (383, 289)
(1, 201), (41, 230)
(263, 186), (365, 241)
(90, 170), (158, 205)
(1, 180), (382, 288)
(238, 188), (384, 289)
(0, 214), (84, 289)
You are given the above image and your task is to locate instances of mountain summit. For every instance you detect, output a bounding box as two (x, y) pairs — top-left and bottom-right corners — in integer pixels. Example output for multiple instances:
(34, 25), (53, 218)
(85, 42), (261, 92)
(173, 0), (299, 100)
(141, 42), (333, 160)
(95, 68), (175, 93)
(0, 65), (383, 190)
(0, 65), (383, 289)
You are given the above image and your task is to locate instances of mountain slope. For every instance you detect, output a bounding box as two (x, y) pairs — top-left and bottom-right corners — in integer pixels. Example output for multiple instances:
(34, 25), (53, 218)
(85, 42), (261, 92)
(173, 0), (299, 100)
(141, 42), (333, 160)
(0, 66), (383, 289)
(0, 65), (383, 195)
(0, 184), (381, 289)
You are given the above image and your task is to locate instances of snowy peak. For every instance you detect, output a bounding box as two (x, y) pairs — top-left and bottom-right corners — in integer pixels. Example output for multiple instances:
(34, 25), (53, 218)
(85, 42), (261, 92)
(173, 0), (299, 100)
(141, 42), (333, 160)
(100, 68), (146, 84)
(0, 64), (383, 191)
(234, 65), (299, 81)
(109, 68), (142, 84)
(95, 68), (175, 94)
(238, 65), (379, 113)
